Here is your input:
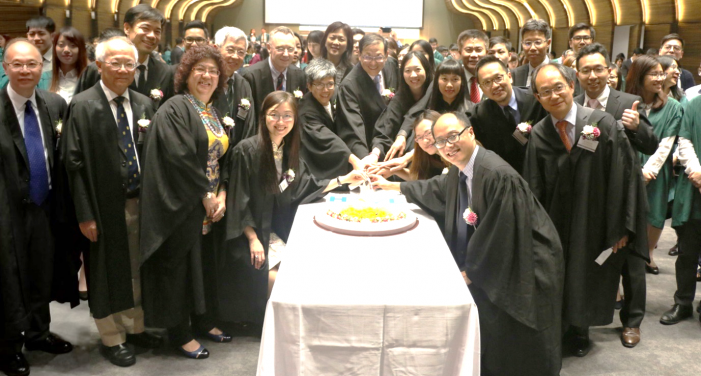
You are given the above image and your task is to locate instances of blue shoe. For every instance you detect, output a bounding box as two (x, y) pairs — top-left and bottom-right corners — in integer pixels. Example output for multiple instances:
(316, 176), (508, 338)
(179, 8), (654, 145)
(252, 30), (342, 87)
(178, 344), (209, 359)
(203, 331), (232, 343)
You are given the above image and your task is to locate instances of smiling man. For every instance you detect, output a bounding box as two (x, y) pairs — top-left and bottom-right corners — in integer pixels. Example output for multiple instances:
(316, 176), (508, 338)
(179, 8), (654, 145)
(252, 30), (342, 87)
(372, 111), (564, 376)
(658, 33), (695, 90)
(524, 63), (649, 358)
(458, 29), (488, 103)
(182, 20), (208, 53)
(26, 16), (55, 74)
(568, 23), (595, 56)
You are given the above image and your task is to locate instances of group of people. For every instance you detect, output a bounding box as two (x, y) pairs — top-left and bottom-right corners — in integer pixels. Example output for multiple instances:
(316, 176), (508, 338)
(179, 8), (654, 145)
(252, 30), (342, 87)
(1, 4), (701, 376)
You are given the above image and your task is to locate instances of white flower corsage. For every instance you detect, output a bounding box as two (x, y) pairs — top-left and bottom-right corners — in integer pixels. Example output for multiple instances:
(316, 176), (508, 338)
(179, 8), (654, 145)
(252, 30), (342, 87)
(382, 88), (395, 100)
(516, 121), (532, 136)
(55, 120), (63, 137)
(463, 207), (478, 227)
(283, 169), (295, 183)
(581, 122), (601, 140)
(222, 115), (235, 131)
(293, 89), (303, 99)
(137, 117), (151, 132)
(239, 98), (251, 110)
(150, 88), (163, 101)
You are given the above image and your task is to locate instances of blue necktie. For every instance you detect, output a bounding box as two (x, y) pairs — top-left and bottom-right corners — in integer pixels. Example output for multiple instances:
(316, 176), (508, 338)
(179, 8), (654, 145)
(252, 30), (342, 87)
(23, 100), (49, 205)
(456, 173), (473, 266)
(374, 75), (382, 94)
(505, 105), (520, 125)
(114, 97), (139, 193)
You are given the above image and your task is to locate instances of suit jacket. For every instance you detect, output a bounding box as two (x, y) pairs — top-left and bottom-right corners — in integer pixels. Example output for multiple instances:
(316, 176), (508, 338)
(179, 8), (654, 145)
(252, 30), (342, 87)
(240, 58), (306, 116)
(511, 62), (582, 96)
(213, 73), (257, 147)
(170, 46), (184, 65)
(574, 88), (658, 155)
(74, 58), (175, 109)
(680, 68), (696, 91)
(383, 56), (400, 91)
(621, 58), (632, 81)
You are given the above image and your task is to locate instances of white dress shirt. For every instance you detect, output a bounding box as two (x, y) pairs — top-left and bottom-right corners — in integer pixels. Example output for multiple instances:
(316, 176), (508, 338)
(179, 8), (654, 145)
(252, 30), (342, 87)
(57, 69), (78, 104)
(464, 68), (483, 99)
(324, 102), (333, 120)
(527, 56), (550, 87)
(269, 58), (287, 92)
(550, 102), (577, 145)
(369, 70), (385, 94)
(99, 81), (140, 173)
(584, 85), (611, 110)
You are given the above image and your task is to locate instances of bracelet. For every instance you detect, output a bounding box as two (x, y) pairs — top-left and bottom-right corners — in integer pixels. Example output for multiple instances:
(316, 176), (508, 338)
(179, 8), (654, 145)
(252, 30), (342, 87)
(336, 176), (342, 186)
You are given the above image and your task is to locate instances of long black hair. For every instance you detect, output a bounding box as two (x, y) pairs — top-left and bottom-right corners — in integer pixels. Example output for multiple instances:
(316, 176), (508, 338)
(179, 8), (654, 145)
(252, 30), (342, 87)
(409, 39), (435, 72)
(397, 51), (433, 102)
(320, 21), (353, 67)
(428, 59), (467, 111)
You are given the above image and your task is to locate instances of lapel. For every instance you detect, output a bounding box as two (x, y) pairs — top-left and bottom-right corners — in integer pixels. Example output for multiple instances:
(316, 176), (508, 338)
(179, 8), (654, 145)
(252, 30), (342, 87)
(34, 91), (55, 169)
(357, 66), (384, 108)
(470, 147), (486, 212)
(1, 88), (29, 168)
(606, 89), (623, 118)
(569, 103), (592, 165)
(573, 93), (585, 106)
(540, 114), (568, 154)
(129, 89), (144, 142)
(93, 85), (126, 159)
(259, 59), (275, 99)
(445, 166), (459, 246)
(308, 92), (333, 124)
(145, 57), (161, 94)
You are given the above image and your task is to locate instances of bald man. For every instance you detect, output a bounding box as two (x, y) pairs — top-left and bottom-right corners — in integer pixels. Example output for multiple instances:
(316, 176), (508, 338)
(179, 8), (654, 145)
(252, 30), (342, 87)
(0, 39), (74, 376)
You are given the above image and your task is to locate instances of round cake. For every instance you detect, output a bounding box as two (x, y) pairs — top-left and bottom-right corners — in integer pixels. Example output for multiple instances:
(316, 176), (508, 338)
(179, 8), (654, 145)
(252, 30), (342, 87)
(315, 202), (417, 236)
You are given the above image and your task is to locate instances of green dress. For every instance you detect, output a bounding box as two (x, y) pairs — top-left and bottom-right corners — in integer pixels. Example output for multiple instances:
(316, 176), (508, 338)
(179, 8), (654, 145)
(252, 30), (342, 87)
(641, 97), (683, 228)
(672, 95), (701, 226)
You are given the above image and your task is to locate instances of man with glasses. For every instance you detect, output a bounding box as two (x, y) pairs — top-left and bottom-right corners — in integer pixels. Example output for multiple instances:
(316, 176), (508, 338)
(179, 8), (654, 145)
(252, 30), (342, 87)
(470, 56), (547, 174)
(241, 26), (306, 117)
(684, 61), (701, 101)
(182, 20), (208, 52)
(0, 39), (75, 376)
(75, 5), (174, 108)
(372, 111), (564, 376)
(213, 26), (256, 147)
(524, 63), (648, 358)
(659, 33), (695, 90)
(335, 33), (398, 168)
(568, 23), (595, 56)
(61, 36), (161, 368)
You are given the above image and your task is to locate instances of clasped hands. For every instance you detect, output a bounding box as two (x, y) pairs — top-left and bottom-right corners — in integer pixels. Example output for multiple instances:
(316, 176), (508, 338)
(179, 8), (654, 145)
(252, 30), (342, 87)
(203, 191), (227, 223)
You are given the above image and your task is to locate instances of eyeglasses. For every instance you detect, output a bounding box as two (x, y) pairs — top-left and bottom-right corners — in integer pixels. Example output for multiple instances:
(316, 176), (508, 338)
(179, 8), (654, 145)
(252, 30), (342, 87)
(104, 61), (137, 71)
(274, 47), (296, 54)
(579, 66), (607, 76)
(311, 81), (335, 90)
(193, 66), (220, 76)
(571, 35), (592, 42)
(479, 74), (505, 89)
(361, 55), (385, 63)
(5, 61), (42, 71)
(661, 44), (682, 52)
(267, 113), (294, 122)
(536, 83), (567, 99)
(418, 131), (435, 145)
(224, 47), (246, 57)
(185, 37), (207, 45)
(522, 40), (546, 48)
(434, 126), (470, 149)
(646, 72), (667, 79)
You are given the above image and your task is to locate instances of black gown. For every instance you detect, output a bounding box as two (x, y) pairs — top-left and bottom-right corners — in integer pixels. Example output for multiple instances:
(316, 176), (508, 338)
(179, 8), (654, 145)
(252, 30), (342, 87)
(523, 104), (649, 328)
(213, 73), (257, 148)
(371, 89), (419, 155)
(401, 148), (564, 376)
(221, 137), (328, 325)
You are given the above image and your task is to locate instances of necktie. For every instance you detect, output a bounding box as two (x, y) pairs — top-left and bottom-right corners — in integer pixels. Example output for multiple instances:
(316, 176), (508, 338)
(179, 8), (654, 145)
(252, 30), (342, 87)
(114, 97), (139, 193)
(470, 77), (480, 103)
(556, 120), (572, 152)
(455, 173), (472, 266)
(23, 100), (49, 205)
(136, 65), (146, 92)
(276, 73), (284, 91)
(503, 105), (520, 125)
(227, 77), (235, 108)
(374, 75), (382, 95)
(587, 98), (600, 110)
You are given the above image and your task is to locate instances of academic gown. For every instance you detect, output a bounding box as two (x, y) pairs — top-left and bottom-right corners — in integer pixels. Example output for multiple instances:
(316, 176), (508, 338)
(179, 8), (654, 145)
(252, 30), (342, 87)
(511, 63), (583, 96)
(471, 86), (547, 174)
(74, 59), (175, 109)
(523, 103), (649, 328)
(401, 148), (564, 376)
(240, 58), (306, 116)
(371, 89), (420, 156)
(298, 91), (352, 178)
(61, 83), (155, 319)
(213, 73), (257, 147)
(221, 137), (328, 325)
(139, 94), (230, 328)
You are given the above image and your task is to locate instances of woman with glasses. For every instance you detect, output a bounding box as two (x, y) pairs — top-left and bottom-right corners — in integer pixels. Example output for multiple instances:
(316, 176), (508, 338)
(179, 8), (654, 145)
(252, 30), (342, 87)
(320, 21), (353, 85)
(49, 27), (88, 104)
(139, 45), (232, 359)
(659, 55), (688, 108)
(608, 63), (622, 91)
(626, 55), (683, 274)
(221, 91), (363, 329)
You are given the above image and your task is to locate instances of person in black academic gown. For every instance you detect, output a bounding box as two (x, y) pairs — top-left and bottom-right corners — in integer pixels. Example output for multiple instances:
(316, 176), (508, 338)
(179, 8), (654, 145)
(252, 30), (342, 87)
(73, 5), (174, 108)
(471, 56), (547, 174)
(299, 58), (363, 178)
(241, 26), (306, 117)
(335, 33), (399, 167)
(524, 63), (648, 357)
(139, 45), (232, 359)
(221, 91), (364, 328)
(213, 26), (257, 147)
(372, 112), (564, 376)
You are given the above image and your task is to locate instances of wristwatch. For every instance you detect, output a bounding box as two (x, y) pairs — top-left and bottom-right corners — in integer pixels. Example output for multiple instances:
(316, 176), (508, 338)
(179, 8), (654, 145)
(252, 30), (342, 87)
(204, 192), (215, 199)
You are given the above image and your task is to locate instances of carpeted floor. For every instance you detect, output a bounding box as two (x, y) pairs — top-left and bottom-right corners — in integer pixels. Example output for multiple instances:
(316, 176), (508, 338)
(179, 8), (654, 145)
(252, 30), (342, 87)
(26, 220), (701, 375)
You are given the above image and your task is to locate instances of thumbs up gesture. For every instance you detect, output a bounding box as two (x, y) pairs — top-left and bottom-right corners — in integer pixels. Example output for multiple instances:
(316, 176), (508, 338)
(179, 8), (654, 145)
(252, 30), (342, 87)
(621, 100), (640, 131)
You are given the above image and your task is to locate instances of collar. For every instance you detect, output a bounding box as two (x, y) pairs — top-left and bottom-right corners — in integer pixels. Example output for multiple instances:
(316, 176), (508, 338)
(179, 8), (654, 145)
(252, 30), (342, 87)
(7, 84), (37, 114)
(269, 58), (287, 78)
(550, 102), (577, 126)
(139, 55), (150, 70)
(529, 55), (550, 70)
(43, 49), (52, 62)
(584, 85), (610, 107)
(368, 69), (384, 82)
(502, 89), (518, 112)
(58, 68), (78, 79)
(460, 145), (480, 180)
(464, 68), (475, 81)
(99, 80), (131, 104)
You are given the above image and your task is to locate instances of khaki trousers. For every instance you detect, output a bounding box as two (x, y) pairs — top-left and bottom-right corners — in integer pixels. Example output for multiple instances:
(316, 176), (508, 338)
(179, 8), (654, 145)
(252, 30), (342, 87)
(94, 198), (145, 347)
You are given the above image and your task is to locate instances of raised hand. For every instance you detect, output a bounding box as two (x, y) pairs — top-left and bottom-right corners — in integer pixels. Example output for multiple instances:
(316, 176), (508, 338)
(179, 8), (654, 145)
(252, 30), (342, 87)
(621, 101), (640, 132)
(384, 136), (407, 161)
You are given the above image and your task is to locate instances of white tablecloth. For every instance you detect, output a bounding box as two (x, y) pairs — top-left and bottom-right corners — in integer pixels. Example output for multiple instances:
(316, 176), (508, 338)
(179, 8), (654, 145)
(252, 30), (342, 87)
(256, 201), (481, 376)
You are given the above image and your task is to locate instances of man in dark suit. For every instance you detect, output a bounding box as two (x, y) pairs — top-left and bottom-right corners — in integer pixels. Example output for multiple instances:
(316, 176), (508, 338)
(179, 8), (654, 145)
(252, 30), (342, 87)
(471, 55), (547, 174)
(335, 33), (398, 168)
(170, 38), (184, 65)
(574, 42), (657, 348)
(659, 33), (696, 90)
(457, 30), (488, 103)
(62, 36), (162, 368)
(74, 5), (174, 108)
(213, 26), (256, 147)
(0, 39), (73, 376)
(621, 48), (643, 81)
(241, 26), (306, 117)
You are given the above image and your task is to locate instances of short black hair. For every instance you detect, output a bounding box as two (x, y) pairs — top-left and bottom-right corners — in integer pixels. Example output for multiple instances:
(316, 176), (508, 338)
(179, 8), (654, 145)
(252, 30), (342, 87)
(521, 19), (551, 40)
(449, 43), (459, 51)
(575, 43), (611, 70)
(26, 16), (55, 33)
(352, 28), (365, 37)
(633, 47), (644, 55)
(307, 30), (323, 44)
(660, 33), (684, 49)
(488, 36), (512, 51)
(457, 29), (488, 50)
(184, 20), (208, 38)
(429, 38), (438, 44)
(568, 23), (595, 40)
(124, 4), (166, 27)
(531, 63), (575, 95)
(437, 46), (448, 53)
(99, 27), (126, 42)
(175, 37), (183, 44)
(359, 33), (387, 55)
(475, 55), (508, 82)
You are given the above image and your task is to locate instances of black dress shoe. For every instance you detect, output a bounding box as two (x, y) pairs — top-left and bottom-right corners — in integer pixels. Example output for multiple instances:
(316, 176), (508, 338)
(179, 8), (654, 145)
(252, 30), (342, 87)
(572, 334), (590, 357)
(668, 244), (679, 256)
(79, 291), (88, 301)
(25, 332), (73, 354)
(0, 353), (30, 376)
(615, 298), (624, 310)
(645, 263), (659, 275)
(126, 332), (163, 349)
(660, 304), (693, 325)
(100, 343), (136, 367)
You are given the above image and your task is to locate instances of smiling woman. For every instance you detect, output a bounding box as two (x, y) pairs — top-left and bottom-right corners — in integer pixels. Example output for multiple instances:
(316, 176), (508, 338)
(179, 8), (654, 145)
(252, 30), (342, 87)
(49, 27), (88, 104)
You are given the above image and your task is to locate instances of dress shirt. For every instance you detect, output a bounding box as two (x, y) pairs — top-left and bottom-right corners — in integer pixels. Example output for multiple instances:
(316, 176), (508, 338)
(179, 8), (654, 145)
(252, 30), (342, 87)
(324, 102), (333, 120)
(42, 49), (52, 74)
(99, 80), (140, 173)
(369, 70), (385, 94)
(460, 145), (480, 206)
(7, 84), (51, 187)
(677, 137), (701, 175)
(685, 84), (701, 101)
(501, 90), (519, 119)
(463, 68), (483, 99)
(134, 56), (149, 85)
(584, 85), (610, 110)
(57, 69), (78, 104)
(550, 103), (577, 145)
(269, 59), (288, 92)
(527, 56), (550, 87)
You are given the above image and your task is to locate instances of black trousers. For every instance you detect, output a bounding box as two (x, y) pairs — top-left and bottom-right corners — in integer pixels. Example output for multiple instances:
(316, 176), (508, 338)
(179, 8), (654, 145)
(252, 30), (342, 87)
(167, 313), (215, 347)
(674, 219), (701, 306)
(620, 249), (647, 328)
(0, 204), (53, 355)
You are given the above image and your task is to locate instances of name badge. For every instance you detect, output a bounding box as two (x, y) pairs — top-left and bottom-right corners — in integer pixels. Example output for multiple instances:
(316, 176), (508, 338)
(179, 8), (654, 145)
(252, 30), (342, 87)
(512, 129), (528, 145)
(279, 179), (289, 193)
(237, 107), (249, 120)
(577, 137), (598, 152)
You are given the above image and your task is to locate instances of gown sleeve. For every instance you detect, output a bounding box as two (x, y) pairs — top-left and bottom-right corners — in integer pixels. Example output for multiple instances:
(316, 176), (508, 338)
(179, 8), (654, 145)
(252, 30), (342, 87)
(399, 173), (449, 225)
(335, 83), (371, 158)
(60, 101), (94, 223)
(225, 143), (257, 241)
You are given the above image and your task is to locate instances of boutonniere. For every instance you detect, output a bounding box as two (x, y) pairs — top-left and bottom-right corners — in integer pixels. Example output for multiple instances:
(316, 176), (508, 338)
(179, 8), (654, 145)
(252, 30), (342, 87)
(332, 99), (337, 112)
(293, 88), (303, 99)
(239, 97), (251, 110)
(463, 207), (478, 227)
(581, 122), (601, 140)
(149, 88), (163, 101)
(442, 167), (449, 175)
(382, 88), (395, 100)
(222, 114), (235, 131)
(279, 169), (296, 193)
(137, 115), (150, 142)
(516, 121), (532, 135)
(55, 120), (63, 137)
